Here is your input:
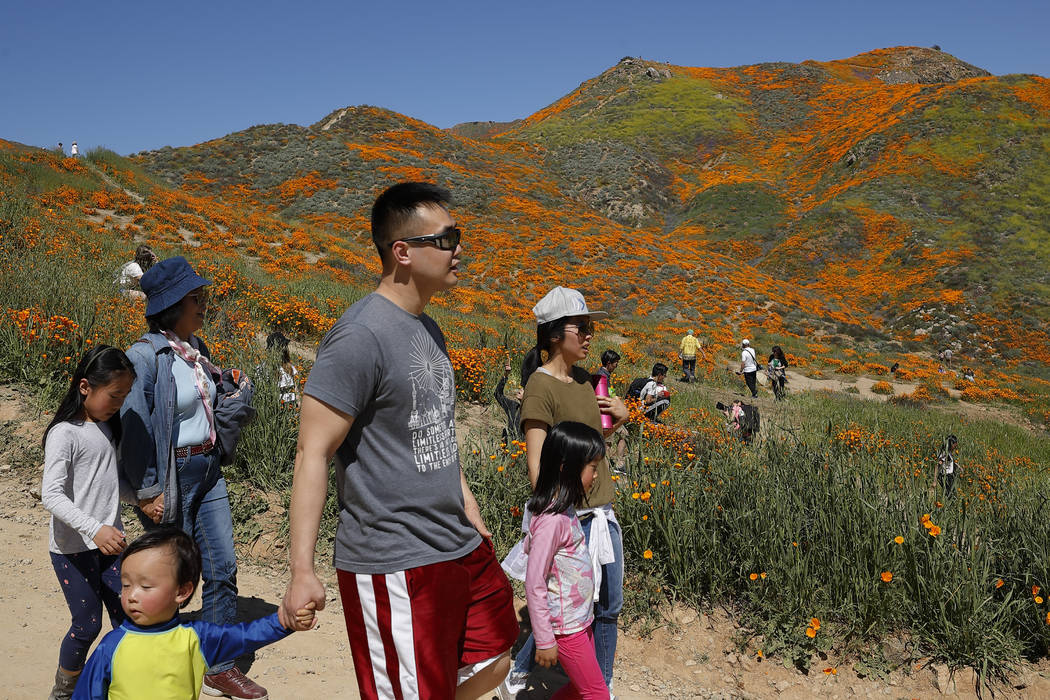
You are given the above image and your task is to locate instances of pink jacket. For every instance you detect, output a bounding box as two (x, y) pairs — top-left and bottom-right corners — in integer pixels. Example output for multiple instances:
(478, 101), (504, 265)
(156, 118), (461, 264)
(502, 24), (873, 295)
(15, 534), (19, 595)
(524, 509), (595, 648)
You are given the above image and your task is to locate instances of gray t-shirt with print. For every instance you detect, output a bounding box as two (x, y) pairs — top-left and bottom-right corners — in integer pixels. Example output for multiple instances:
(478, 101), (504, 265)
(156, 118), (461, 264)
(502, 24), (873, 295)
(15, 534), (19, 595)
(305, 293), (479, 573)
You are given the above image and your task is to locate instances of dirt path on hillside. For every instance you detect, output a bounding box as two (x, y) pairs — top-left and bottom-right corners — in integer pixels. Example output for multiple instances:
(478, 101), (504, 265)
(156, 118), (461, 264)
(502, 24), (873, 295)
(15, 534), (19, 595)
(783, 370), (916, 401)
(1, 383), (1046, 699)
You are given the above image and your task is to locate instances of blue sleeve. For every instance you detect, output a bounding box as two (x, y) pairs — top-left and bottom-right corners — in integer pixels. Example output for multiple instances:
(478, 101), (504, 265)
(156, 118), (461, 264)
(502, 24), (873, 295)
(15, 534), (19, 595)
(72, 629), (120, 700)
(193, 613), (293, 668)
(119, 341), (161, 500)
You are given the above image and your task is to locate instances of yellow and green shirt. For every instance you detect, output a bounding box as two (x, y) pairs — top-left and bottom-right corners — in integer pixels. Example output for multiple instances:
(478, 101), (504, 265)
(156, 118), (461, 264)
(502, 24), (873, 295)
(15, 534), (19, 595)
(73, 613), (291, 699)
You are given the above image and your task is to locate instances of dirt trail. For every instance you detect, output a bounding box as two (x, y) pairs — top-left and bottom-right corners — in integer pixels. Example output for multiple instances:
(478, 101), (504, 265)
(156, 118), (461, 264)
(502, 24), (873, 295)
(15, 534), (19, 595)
(1, 383), (1045, 699)
(783, 370), (916, 401)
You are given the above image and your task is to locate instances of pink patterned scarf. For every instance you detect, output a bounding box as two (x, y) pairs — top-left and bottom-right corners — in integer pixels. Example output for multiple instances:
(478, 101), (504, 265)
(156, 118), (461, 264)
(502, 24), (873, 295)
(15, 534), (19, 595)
(162, 331), (217, 445)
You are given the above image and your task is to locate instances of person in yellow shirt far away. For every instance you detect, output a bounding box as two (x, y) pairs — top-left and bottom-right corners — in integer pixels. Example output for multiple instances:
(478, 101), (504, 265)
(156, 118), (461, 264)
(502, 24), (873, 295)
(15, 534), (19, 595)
(679, 330), (705, 383)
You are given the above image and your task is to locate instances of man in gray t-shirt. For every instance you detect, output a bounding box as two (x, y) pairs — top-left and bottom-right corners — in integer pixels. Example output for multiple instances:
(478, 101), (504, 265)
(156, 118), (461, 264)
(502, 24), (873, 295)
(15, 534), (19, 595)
(281, 183), (517, 700)
(305, 293), (479, 572)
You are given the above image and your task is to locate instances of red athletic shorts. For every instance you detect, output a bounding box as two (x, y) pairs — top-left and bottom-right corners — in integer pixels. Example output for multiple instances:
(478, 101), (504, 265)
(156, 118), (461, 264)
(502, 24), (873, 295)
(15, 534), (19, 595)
(337, 538), (518, 700)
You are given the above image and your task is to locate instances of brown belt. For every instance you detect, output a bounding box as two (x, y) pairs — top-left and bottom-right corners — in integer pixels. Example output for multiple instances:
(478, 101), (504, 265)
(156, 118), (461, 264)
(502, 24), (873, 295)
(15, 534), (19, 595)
(174, 438), (214, 459)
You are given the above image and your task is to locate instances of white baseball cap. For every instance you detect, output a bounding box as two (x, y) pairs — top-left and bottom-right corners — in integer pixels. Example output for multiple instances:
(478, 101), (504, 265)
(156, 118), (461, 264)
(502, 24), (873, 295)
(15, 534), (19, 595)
(741, 339), (750, 346)
(532, 286), (608, 324)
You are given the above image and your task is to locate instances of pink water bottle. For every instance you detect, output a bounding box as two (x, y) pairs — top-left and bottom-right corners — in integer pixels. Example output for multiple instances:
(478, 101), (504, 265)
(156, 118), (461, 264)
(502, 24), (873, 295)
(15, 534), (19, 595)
(595, 374), (613, 430)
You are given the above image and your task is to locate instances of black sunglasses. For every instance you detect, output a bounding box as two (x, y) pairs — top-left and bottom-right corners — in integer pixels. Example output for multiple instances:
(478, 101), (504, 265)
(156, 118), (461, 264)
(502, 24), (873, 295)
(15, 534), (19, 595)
(564, 319), (594, 336)
(391, 226), (461, 251)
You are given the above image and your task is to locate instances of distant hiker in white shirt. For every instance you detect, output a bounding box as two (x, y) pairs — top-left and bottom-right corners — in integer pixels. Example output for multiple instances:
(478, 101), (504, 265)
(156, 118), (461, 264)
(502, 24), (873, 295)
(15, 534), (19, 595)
(71, 142), (80, 158)
(737, 339), (759, 398)
(116, 245), (157, 301)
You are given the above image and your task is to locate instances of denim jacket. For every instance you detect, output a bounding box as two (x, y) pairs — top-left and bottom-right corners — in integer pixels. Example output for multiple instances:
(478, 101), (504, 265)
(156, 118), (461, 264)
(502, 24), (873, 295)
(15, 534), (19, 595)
(119, 331), (213, 524)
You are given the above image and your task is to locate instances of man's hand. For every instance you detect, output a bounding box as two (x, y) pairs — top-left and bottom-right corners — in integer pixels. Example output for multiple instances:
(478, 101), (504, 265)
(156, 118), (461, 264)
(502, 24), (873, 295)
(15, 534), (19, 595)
(535, 645), (558, 668)
(278, 600), (318, 631)
(282, 573), (325, 631)
(461, 470), (492, 539)
(464, 499), (492, 539)
(93, 525), (126, 555)
(138, 494), (164, 523)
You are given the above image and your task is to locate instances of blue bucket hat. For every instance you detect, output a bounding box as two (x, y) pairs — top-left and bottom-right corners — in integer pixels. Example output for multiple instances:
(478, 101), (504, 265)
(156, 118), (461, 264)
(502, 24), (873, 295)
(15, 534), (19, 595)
(141, 256), (211, 317)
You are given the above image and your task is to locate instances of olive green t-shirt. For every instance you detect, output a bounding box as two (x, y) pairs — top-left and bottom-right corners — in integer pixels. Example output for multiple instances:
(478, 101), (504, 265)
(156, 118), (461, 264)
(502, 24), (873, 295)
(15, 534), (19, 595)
(520, 366), (615, 507)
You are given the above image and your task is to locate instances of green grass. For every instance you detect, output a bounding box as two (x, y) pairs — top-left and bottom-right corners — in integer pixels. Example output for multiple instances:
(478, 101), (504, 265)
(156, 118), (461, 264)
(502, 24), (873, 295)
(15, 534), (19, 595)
(464, 385), (1050, 680)
(519, 77), (747, 152)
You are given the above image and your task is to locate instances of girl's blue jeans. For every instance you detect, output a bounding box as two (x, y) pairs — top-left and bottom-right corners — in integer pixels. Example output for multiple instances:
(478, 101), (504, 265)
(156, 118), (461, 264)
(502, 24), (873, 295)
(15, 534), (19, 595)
(512, 515), (624, 687)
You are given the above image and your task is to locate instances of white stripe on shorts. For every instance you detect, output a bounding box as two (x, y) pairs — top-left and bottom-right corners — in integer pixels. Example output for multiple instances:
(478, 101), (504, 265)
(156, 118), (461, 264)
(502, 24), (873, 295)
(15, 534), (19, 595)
(356, 572), (418, 699)
(385, 571), (418, 697)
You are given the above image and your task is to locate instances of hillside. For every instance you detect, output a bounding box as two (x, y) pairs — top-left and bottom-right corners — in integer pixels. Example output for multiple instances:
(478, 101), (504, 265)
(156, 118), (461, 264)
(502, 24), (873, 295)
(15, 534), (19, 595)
(132, 47), (1050, 368)
(5, 47), (1050, 688)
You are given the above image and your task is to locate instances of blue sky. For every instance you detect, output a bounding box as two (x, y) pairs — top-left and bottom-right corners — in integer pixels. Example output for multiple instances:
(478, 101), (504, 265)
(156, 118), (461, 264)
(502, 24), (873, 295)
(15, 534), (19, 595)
(2, 0), (1046, 155)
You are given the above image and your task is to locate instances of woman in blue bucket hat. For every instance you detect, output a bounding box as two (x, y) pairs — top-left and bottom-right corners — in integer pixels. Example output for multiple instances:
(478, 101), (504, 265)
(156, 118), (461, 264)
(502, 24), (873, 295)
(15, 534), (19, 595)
(119, 256), (268, 699)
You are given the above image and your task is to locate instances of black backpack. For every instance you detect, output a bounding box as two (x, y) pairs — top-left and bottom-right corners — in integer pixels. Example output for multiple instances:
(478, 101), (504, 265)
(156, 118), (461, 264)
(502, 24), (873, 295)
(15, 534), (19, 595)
(740, 404), (760, 435)
(626, 377), (650, 400)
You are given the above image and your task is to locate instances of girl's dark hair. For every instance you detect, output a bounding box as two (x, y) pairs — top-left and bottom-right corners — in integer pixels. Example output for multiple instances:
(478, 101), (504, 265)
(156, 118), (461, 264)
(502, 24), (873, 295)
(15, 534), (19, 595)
(769, 345), (787, 365)
(266, 331), (291, 364)
(122, 527), (202, 608)
(146, 300), (185, 333)
(528, 421), (606, 516)
(601, 349), (620, 367)
(43, 345), (136, 448)
(134, 245), (155, 270)
(521, 317), (570, 388)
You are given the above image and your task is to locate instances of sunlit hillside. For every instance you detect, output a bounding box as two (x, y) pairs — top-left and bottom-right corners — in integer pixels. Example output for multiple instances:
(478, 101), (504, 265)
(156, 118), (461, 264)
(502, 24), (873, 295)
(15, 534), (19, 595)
(134, 47), (1050, 370)
(4, 48), (1050, 682)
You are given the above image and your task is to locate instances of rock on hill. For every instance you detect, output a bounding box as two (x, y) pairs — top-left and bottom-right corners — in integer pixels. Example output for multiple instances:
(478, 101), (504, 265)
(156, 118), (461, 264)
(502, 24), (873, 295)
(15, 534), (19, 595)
(132, 47), (1050, 361)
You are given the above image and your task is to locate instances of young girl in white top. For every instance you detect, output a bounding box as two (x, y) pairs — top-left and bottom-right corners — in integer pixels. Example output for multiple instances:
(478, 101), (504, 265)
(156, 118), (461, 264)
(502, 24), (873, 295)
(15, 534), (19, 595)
(525, 421), (609, 699)
(40, 345), (136, 700)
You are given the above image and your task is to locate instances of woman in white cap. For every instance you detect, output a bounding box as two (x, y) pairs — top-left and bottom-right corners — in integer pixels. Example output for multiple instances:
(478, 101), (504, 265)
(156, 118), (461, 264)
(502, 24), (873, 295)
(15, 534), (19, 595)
(502, 286), (628, 697)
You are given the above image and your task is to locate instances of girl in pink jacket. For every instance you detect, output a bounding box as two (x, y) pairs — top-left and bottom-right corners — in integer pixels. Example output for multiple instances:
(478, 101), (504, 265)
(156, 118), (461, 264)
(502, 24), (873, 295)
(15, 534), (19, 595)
(524, 421), (609, 699)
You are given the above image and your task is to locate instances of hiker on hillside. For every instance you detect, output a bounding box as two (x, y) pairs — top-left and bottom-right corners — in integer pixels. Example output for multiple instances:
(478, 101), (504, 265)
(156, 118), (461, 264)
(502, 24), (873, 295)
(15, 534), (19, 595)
(679, 329), (704, 383)
(937, 435), (960, 498)
(495, 361), (524, 443)
(595, 349), (628, 471)
(280, 183), (518, 700)
(120, 256), (265, 699)
(639, 362), (671, 423)
(718, 399), (758, 445)
(115, 245), (158, 301)
(265, 331), (299, 405)
(56, 142), (64, 155)
(502, 286), (628, 697)
(71, 142), (80, 158)
(737, 339), (759, 398)
(767, 345), (788, 400)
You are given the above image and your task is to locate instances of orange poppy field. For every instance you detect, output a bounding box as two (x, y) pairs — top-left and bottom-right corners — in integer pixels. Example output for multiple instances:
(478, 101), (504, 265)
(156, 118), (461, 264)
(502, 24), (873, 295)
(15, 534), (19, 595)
(2, 46), (1049, 683)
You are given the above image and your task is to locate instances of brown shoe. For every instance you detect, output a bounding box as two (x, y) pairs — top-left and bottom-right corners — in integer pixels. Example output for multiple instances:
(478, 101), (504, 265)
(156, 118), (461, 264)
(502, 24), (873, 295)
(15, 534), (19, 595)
(202, 668), (269, 699)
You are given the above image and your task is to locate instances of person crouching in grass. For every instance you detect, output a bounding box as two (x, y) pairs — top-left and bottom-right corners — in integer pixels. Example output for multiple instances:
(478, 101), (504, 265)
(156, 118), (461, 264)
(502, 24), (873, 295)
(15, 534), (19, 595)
(73, 528), (313, 700)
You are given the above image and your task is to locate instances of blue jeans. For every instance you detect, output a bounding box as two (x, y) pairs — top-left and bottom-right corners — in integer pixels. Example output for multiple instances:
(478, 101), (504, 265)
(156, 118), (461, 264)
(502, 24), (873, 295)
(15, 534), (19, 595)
(140, 451), (238, 673)
(513, 515), (624, 687)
